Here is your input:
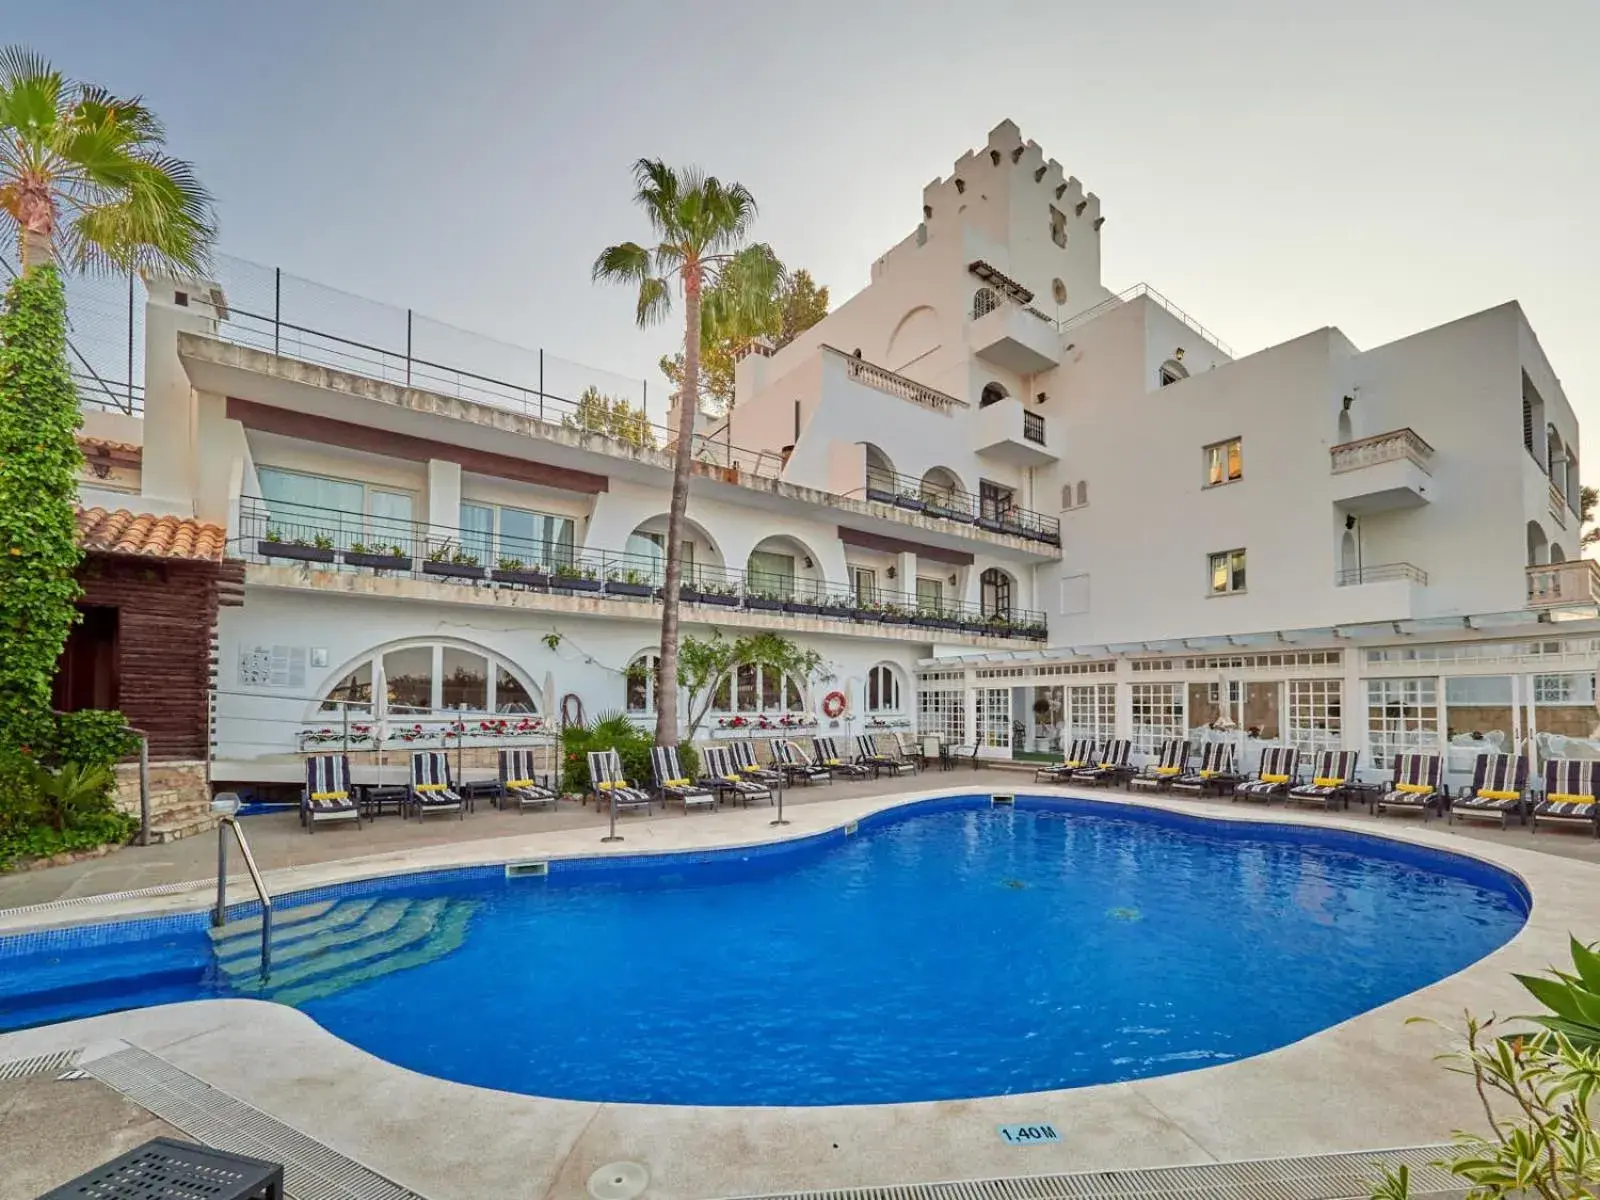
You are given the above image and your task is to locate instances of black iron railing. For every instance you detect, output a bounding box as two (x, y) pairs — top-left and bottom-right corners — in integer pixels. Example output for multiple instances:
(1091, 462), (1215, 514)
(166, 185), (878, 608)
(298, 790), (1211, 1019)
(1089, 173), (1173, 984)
(861, 469), (1060, 545)
(1023, 410), (1047, 445)
(234, 498), (1049, 640)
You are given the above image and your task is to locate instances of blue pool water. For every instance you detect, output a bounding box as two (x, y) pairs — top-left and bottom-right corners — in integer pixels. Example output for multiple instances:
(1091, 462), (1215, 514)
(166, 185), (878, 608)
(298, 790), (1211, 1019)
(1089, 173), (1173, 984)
(0, 797), (1528, 1105)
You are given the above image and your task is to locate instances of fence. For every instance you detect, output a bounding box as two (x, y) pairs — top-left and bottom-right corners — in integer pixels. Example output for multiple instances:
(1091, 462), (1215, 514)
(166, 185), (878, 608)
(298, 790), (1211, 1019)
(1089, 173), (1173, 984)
(0, 254), (146, 413)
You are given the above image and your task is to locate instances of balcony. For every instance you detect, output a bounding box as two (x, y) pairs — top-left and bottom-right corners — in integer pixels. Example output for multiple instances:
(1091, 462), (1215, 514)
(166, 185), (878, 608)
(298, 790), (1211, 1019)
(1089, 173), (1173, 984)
(826, 346), (966, 414)
(1548, 481), (1569, 530)
(974, 396), (1058, 466)
(1336, 562), (1428, 586)
(234, 498), (1048, 643)
(1329, 427), (1434, 514)
(967, 300), (1061, 374)
(863, 469), (1060, 546)
(1526, 559), (1600, 610)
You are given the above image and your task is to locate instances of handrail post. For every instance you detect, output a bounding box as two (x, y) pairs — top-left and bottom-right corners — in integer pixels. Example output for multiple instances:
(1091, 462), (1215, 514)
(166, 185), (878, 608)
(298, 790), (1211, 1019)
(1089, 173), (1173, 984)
(212, 803), (273, 981)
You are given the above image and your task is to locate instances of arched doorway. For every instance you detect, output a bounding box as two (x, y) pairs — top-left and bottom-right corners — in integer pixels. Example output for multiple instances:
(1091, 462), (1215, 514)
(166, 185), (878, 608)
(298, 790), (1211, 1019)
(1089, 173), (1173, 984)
(862, 443), (896, 499)
(980, 567), (1014, 619)
(979, 382), (1009, 409)
(1527, 520), (1549, 566)
(1340, 529), (1358, 580)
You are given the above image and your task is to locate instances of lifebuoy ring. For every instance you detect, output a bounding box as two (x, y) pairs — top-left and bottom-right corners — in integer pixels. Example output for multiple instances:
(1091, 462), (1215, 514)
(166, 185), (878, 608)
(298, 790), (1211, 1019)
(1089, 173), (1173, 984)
(822, 690), (848, 719)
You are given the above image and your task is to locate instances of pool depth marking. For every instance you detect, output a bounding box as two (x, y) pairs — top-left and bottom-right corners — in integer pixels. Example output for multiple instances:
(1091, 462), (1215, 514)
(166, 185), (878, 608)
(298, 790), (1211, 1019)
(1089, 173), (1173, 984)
(997, 1123), (1061, 1144)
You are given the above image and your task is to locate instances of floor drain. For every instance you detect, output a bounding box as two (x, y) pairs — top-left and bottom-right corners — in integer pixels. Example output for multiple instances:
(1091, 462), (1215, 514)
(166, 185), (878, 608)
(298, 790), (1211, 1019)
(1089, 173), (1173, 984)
(588, 1161), (649, 1200)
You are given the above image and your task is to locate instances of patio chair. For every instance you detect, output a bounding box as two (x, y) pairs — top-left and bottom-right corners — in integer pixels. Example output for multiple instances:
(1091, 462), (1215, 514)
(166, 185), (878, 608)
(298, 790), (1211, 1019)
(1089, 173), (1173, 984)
(587, 748), (653, 814)
(773, 738), (832, 785)
(731, 739), (785, 786)
(498, 747), (558, 811)
(1128, 739), (1190, 792)
(302, 753), (361, 833)
(1449, 752), (1529, 828)
(889, 732), (926, 771)
(1035, 737), (1092, 783)
(855, 734), (914, 777)
(650, 745), (717, 812)
(409, 751), (465, 820)
(1285, 750), (1360, 810)
(1170, 741), (1238, 795)
(1232, 747), (1300, 803)
(811, 736), (871, 778)
(1072, 738), (1132, 786)
(699, 745), (773, 806)
(873, 733), (920, 774)
(1374, 753), (1446, 819)
(1532, 759), (1600, 836)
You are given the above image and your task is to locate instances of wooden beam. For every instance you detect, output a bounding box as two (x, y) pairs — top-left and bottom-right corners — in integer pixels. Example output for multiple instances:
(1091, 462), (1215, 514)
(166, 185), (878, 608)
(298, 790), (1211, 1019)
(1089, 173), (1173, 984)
(837, 526), (974, 565)
(227, 397), (609, 494)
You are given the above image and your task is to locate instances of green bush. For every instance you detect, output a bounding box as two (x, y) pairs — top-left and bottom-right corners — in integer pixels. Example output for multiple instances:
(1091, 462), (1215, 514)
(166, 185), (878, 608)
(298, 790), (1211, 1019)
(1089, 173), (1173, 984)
(559, 712), (698, 793)
(0, 809), (135, 872)
(49, 709), (139, 770)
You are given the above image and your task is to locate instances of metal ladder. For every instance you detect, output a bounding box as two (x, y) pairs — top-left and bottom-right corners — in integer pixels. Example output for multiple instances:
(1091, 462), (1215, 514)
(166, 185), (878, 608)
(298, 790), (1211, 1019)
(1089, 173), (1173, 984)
(211, 797), (273, 981)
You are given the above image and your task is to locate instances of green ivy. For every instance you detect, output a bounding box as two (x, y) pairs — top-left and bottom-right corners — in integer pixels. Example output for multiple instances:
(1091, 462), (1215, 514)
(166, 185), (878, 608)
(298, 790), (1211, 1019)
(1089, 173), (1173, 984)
(49, 710), (140, 770)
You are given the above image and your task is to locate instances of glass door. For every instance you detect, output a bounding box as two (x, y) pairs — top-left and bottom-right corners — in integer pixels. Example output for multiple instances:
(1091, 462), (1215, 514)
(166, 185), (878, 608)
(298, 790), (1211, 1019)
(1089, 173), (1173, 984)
(980, 687), (1012, 755)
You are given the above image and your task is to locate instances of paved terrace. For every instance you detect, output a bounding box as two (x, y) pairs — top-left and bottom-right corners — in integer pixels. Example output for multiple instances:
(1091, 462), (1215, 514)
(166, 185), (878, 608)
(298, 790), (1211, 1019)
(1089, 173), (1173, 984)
(3, 773), (1600, 1199)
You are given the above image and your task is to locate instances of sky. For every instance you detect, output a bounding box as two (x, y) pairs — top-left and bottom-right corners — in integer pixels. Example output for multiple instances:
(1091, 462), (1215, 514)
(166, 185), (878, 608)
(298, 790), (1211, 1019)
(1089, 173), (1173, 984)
(14, 0), (1600, 462)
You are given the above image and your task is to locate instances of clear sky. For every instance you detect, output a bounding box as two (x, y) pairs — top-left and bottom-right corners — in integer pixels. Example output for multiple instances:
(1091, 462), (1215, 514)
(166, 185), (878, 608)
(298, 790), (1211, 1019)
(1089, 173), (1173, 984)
(14, 0), (1600, 462)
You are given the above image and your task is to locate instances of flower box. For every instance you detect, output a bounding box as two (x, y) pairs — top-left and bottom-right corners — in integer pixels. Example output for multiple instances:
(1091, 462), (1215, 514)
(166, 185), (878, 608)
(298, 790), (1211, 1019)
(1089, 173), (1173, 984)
(881, 611), (912, 625)
(947, 509), (977, 524)
(682, 588), (740, 607)
(976, 516), (1005, 534)
(606, 580), (654, 598)
(818, 602), (854, 618)
(865, 487), (895, 504)
(893, 494), (927, 513)
(925, 503), (953, 520)
(344, 551), (412, 571)
(549, 575), (603, 592)
(960, 619), (991, 634)
(422, 560), (485, 580)
(745, 595), (785, 611)
(492, 568), (550, 587)
(911, 613), (940, 627)
(783, 600), (821, 615)
(260, 542), (335, 564)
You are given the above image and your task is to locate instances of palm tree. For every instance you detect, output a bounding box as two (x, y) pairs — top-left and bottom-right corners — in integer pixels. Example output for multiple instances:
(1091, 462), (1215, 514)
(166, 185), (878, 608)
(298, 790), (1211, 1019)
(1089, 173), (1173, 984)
(0, 46), (215, 275)
(593, 160), (781, 746)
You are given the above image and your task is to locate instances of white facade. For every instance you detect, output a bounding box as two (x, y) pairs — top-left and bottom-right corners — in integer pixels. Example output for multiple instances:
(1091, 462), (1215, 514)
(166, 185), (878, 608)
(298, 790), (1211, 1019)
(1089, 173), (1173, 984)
(79, 119), (1599, 789)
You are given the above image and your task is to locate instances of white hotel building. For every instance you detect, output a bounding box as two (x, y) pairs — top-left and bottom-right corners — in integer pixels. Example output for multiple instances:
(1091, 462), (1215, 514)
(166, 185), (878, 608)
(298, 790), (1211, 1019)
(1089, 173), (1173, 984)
(72, 119), (1599, 799)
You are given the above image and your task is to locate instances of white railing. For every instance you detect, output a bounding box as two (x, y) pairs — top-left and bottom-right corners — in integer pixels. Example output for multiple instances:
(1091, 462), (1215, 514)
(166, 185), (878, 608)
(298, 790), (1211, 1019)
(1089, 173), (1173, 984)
(1549, 481), (1569, 530)
(826, 346), (967, 413)
(1058, 283), (1234, 358)
(1329, 428), (1434, 475)
(1526, 559), (1600, 608)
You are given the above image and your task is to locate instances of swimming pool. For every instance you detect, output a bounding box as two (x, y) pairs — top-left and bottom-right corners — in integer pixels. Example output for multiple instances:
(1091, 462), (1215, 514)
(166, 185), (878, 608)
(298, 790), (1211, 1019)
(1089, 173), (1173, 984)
(0, 796), (1528, 1105)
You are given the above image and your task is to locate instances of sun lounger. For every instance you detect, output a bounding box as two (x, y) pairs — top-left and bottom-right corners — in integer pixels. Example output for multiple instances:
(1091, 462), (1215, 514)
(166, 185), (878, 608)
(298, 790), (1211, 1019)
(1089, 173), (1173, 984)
(1232, 747), (1300, 803)
(731, 739), (785, 786)
(1449, 752), (1528, 828)
(1285, 750), (1359, 810)
(773, 738), (832, 784)
(587, 748), (653, 813)
(498, 747), (558, 811)
(1374, 752), (1446, 819)
(1532, 758), (1600, 836)
(1170, 741), (1237, 795)
(811, 736), (870, 778)
(302, 753), (361, 833)
(1128, 738), (1190, 791)
(855, 734), (914, 777)
(1035, 737), (1093, 783)
(650, 745), (716, 812)
(1073, 738), (1132, 786)
(409, 751), (465, 820)
(699, 745), (773, 806)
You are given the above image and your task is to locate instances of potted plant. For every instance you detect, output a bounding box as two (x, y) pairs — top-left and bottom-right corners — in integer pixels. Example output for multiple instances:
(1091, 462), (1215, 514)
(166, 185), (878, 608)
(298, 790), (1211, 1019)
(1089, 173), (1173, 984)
(744, 586), (786, 612)
(852, 599), (885, 622)
(817, 594), (854, 619)
(549, 561), (602, 592)
(976, 511), (1006, 534)
(422, 546), (485, 580)
(865, 482), (895, 505)
(959, 613), (992, 634)
(492, 556), (551, 587)
(606, 567), (655, 598)
(947, 504), (977, 524)
(344, 540), (412, 571)
(682, 579), (740, 607)
(893, 487), (927, 513)
(783, 589), (822, 615)
(1020, 621), (1048, 640)
(924, 496), (953, 520)
(880, 603), (912, 625)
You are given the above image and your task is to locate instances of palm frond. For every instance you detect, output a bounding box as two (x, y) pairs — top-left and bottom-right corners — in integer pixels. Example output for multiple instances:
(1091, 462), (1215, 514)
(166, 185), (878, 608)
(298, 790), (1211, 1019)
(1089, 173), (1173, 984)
(699, 177), (758, 254)
(64, 154), (216, 276)
(635, 276), (671, 329)
(0, 45), (64, 135)
(631, 158), (684, 240)
(701, 243), (784, 348)
(592, 241), (652, 286)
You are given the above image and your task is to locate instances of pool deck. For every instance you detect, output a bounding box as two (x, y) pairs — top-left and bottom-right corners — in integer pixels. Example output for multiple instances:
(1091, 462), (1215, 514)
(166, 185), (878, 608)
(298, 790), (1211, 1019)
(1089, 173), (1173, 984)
(2, 780), (1598, 1200)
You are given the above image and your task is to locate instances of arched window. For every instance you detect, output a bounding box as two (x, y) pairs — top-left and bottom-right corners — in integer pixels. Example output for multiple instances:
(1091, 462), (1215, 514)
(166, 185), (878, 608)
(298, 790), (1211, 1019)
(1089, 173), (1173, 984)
(318, 640), (537, 716)
(1075, 481), (1088, 506)
(626, 653), (662, 714)
(866, 664), (904, 713)
(980, 567), (1014, 619)
(708, 665), (806, 714)
(863, 444), (896, 496)
(1527, 520), (1549, 567)
(1336, 410), (1353, 444)
(1159, 359), (1189, 387)
(1061, 482), (1074, 509)
(972, 287), (1000, 319)
(979, 382), (1009, 409)
(1551, 543), (1568, 564)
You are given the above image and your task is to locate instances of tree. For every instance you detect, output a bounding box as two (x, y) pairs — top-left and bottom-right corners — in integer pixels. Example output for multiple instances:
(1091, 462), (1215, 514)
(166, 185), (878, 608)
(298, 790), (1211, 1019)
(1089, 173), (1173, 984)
(1581, 485), (1598, 549)
(678, 630), (828, 742)
(658, 262), (830, 414)
(593, 160), (782, 747)
(562, 385), (658, 449)
(0, 46), (215, 274)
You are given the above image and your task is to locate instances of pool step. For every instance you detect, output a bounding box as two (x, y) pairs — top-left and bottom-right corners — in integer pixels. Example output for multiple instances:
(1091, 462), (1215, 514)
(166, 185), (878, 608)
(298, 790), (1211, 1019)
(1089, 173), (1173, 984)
(210, 898), (382, 965)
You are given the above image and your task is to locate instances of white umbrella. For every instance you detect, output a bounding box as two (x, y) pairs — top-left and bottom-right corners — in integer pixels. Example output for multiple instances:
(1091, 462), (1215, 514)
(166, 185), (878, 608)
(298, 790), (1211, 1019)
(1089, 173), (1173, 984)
(542, 670), (556, 722)
(371, 659), (390, 784)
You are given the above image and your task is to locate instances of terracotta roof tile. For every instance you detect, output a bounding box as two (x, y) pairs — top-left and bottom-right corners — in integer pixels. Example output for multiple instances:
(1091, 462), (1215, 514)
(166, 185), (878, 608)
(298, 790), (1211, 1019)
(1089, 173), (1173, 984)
(75, 507), (227, 563)
(77, 436), (143, 465)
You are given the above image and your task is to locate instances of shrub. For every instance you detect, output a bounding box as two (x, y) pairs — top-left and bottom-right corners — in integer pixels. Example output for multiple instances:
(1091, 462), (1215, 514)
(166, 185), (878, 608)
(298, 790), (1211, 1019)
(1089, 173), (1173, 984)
(50, 710), (139, 771)
(559, 712), (698, 794)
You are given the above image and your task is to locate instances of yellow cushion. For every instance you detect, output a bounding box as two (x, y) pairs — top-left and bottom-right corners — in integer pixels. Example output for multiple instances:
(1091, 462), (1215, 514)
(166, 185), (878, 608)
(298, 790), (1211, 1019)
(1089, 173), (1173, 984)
(825, 759), (843, 766)
(506, 778), (535, 789)
(1261, 773), (1289, 784)
(1312, 776), (1344, 788)
(415, 782), (446, 793)
(723, 774), (743, 783)
(1395, 781), (1432, 794)
(1549, 792), (1595, 805)
(666, 777), (690, 787)
(1065, 761), (1083, 769)
(1477, 789), (1520, 801)
(310, 790), (347, 802)
(1097, 762), (1115, 770)
(597, 780), (615, 791)
(1199, 769), (1218, 779)
(1154, 766), (1180, 777)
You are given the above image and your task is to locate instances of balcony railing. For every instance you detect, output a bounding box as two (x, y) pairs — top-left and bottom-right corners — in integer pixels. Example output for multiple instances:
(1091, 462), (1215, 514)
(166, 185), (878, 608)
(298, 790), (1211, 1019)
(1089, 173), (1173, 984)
(1336, 562), (1428, 586)
(1329, 427), (1434, 475)
(860, 468), (1061, 546)
(1526, 559), (1600, 609)
(234, 498), (1048, 640)
(826, 346), (966, 414)
(1022, 410), (1047, 446)
(1549, 481), (1569, 530)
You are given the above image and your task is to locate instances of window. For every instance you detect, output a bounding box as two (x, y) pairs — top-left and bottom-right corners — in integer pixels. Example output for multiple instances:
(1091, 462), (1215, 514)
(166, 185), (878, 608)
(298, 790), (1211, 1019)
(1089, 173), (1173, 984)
(460, 502), (575, 569)
(973, 287), (1000, 319)
(1287, 679), (1342, 755)
(1366, 677), (1438, 768)
(867, 664), (904, 713)
(1061, 482), (1074, 509)
(1069, 683), (1116, 742)
(625, 530), (692, 578)
(1048, 205), (1068, 248)
(316, 642), (537, 717)
(1159, 360), (1189, 387)
(626, 654), (662, 714)
(915, 577), (943, 611)
(257, 467), (415, 551)
(1204, 438), (1243, 487)
(1534, 673), (1595, 705)
(1076, 481), (1088, 506)
(708, 663), (805, 714)
(980, 568), (1013, 619)
(747, 550), (795, 599)
(981, 688), (1011, 749)
(1130, 683), (1183, 752)
(851, 566), (878, 605)
(1208, 549), (1247, 595)
(1523, 398), (1535, 457)
(918, 689), (965, 744)
(979, 479), (1014, 521)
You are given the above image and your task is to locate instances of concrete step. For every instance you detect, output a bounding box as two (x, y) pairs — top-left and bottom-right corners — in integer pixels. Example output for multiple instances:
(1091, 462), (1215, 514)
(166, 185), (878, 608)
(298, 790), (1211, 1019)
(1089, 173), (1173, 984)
(267, 902), (476, 1008)
(211, 898), (381, 964)
(214, 899), (411, 980)
(227, 897), (453, 996)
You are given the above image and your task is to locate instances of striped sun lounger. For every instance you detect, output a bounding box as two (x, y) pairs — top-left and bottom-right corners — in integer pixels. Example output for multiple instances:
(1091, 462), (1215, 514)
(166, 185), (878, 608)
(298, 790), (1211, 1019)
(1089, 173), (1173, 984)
(1285, 750), (1359, 810)
(856, 735), (914, 777)
(773, 739), (832, 785)
(1449, 752), (1528, 828)
(731, 739), (785, 786)
(409, 752), (465, 820)
(811, 737), (871, 778)
(303, 753), (361, 833)
(650, 745), (716, 812)
(1035, 738), (1093, 783)
(1532, 759), (1600, 836)
(1232, 747), (1300, 803)
(498, 747), (558, 811)
(1170, 742), (1236, 795)
(699, 745), (773, 806)
(1128, 739), (1190, 791)
(587, 749), (653, 813)
(1072, 738), (1132, 786)
(1374, 753), (1446, 819)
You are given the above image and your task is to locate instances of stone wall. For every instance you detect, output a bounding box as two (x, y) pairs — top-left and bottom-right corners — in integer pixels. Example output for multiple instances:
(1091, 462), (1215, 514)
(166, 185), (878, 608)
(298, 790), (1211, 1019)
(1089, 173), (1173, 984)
(112, 758), (211, 824)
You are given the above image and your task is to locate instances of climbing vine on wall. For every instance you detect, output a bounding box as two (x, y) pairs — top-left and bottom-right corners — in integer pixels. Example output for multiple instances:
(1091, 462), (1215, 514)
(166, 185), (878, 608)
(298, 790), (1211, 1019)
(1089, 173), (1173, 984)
(0, 265), (85, 784)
